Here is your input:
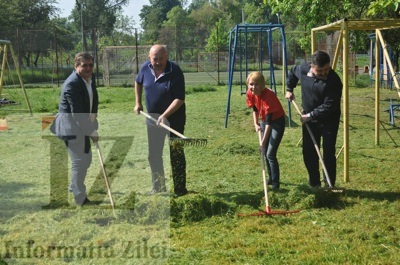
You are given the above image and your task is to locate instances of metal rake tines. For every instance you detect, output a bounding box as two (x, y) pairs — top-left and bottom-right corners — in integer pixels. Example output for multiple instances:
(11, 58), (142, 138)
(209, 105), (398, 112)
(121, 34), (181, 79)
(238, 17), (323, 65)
(237, 209), (301, 217)
(324, 187), (345, 193)
(169, 137), (208, 147)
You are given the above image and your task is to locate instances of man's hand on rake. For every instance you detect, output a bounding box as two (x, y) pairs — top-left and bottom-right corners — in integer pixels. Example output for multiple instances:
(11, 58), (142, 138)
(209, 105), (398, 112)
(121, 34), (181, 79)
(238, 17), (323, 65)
(157, 115), (168, 126)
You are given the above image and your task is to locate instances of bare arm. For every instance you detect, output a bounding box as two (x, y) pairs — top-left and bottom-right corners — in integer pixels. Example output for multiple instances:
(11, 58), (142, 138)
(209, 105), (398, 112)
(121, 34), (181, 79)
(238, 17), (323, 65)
(134, 81), (143, 114)
(261, 125), (271, 148)
(158, 99), (185, 124)
(252, 111), (260, 132)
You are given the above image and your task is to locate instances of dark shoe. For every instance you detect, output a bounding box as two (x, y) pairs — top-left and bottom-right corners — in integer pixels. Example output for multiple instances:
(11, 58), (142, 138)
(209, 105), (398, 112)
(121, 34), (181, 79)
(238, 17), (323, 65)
(80, 197), (95, 206)
(148, 189), (159, 195)
(174, 190), (188, 197)
(149, 187), (167, 195)
(271, 185), (280, 190)
(42, 201), (70, 209)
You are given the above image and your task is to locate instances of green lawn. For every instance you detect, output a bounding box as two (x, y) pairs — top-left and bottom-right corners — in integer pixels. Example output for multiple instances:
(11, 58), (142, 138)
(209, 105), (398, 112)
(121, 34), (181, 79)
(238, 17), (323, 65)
(0, 83), (399, 264)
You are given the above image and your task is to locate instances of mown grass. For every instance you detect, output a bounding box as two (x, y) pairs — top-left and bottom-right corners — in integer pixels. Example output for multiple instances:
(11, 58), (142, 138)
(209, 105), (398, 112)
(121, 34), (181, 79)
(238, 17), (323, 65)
(0, 81), (399, 264)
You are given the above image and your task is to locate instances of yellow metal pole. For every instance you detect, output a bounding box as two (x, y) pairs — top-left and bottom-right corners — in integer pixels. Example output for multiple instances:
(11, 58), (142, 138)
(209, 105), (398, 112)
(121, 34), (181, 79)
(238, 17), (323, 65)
(342, 20), (350, 183)
(0, 44), (7, 96)
(332, 28), (343, 70)
(9, 43), (33, 115)
(311, 29), (316, 53)
(375, 30), (381, 145)
(312, 19), (345, 31)
(376, 30), (400, 89)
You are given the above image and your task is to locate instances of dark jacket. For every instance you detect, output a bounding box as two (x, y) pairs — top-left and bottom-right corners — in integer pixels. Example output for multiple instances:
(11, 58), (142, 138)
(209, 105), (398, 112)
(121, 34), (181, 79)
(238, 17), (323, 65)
(286, 62), (342, 122)
(51, 71), (98, 140)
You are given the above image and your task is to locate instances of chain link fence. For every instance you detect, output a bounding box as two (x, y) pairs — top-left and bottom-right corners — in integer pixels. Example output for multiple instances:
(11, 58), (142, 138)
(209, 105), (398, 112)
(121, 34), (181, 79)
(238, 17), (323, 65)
(1, 28), (309, 87)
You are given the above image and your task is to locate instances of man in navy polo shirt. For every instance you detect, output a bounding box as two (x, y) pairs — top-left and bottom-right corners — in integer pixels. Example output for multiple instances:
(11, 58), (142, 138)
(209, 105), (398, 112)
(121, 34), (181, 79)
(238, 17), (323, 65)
(134, 44), (187, 196)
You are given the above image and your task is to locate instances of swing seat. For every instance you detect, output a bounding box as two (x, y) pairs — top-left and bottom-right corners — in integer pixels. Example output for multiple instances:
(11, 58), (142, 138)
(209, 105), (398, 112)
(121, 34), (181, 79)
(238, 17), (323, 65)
(0, 98), (17, 105)
(384, 99), (400, 126)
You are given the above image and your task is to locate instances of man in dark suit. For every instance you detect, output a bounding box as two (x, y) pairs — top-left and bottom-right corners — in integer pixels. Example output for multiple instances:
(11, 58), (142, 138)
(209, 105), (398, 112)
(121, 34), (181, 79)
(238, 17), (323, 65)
(51, 52), (99, 206)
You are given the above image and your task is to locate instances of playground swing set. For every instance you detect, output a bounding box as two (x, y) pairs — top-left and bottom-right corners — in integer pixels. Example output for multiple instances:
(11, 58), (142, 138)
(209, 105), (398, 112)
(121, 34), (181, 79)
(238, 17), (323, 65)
(368, 33), (400, 126)
(224, 23), (290, 129)
(0, 39), (32, 116)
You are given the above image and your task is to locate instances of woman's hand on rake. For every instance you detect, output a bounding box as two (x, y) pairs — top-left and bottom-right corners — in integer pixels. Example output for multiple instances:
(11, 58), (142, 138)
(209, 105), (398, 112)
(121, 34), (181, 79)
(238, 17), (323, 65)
(259, 145), (265, 154)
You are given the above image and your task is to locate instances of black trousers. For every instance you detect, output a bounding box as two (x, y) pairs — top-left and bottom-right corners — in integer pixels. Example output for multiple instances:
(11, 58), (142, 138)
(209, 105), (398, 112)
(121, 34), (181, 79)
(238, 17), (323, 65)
(302, 118), (340, 187)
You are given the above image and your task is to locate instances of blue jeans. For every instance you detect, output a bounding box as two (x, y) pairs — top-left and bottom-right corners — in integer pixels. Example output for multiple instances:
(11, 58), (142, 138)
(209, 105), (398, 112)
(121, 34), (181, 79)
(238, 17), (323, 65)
(65, 135), (92, 205)
(260, 116), (285, 188)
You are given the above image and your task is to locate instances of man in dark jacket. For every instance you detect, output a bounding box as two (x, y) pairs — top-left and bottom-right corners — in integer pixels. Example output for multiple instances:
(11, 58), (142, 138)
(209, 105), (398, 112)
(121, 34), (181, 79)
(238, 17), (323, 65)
(52, 52), (99, 205)
(285, 50), (342, 187)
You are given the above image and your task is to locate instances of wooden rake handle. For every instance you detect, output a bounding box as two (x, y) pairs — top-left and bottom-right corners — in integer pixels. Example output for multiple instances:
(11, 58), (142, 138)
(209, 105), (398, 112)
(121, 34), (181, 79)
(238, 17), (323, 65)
(140, 110), (187, 139)
(95, 142), (115, 210)
(258, 130), (270, 212)
(291, 100), (333, 188)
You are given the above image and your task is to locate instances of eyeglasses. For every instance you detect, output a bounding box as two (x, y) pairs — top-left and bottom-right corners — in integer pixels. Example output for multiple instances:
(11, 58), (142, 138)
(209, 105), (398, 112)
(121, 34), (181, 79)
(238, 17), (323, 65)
(80, 63), (94, 68)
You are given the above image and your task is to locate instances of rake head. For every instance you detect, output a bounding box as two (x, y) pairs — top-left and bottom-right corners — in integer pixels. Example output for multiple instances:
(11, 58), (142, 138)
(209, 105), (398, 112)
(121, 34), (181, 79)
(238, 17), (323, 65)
(169, 138), (208, 147)
(324, 187), (345, 193)
(238, 207), (301, 217)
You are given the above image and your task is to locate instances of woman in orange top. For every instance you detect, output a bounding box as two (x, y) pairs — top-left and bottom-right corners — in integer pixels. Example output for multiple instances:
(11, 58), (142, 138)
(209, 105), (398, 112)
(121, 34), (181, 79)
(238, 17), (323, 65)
(246, 72), (286, 190)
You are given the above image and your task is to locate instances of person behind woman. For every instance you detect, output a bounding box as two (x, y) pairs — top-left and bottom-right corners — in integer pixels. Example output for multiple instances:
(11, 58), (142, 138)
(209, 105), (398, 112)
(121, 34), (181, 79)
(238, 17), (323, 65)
(246, 72), (286, 190)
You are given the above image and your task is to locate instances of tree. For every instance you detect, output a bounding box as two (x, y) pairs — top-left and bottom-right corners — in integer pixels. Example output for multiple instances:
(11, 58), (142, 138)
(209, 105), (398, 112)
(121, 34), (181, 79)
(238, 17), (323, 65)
(159, 6), (192, 61)
(269, 0), (374, 52)
(367, 0), (400, 71)
(367, 0), (400, 17)
(0, 1), (15, 34)
(71, 0), (129, 51)
(188, 2), (220, 48)
(139, 0), (183, 44)
(0, 0), (58, 67)
(206, 19), (230, 52)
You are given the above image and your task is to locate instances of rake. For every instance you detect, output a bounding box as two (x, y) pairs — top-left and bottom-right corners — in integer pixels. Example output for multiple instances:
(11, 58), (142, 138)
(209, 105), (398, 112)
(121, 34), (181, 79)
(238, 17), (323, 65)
(291, 100), (344, 193)
(238, 130), (300, 217)
(94, 142), (115, 211)
(140, 111), (207, 147)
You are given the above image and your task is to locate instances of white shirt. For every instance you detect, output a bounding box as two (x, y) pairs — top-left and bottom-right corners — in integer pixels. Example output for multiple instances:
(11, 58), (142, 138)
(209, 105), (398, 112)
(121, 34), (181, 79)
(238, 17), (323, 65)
(84, 78), (93, 113)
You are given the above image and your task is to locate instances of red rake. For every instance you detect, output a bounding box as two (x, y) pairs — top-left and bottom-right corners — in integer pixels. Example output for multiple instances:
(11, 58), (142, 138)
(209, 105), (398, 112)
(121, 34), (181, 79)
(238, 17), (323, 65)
(238, 131), (300, 217)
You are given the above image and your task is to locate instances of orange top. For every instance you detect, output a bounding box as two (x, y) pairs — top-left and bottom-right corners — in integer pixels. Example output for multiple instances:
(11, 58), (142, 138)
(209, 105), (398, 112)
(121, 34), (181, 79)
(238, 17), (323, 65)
(246, 88), (285, 121)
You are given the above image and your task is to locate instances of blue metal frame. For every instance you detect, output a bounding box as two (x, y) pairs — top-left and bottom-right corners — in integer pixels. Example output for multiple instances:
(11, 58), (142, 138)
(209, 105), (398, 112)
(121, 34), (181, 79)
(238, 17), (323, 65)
(225, 23), (289, 128)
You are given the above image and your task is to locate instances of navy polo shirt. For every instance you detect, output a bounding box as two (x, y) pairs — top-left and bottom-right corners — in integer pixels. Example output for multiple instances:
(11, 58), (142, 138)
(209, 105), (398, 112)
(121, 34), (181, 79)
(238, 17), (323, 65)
(136, 60), (186, 126)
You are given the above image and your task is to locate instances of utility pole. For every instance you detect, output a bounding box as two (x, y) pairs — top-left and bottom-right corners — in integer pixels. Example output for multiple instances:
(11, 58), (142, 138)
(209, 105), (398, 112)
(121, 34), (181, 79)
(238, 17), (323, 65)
(79, 0), (84, 51)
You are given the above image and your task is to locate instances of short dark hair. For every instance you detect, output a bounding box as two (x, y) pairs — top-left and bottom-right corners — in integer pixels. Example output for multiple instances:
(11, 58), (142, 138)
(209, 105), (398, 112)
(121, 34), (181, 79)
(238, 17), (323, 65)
(311, 50), (330, 67)
(74, 52), (94, 67)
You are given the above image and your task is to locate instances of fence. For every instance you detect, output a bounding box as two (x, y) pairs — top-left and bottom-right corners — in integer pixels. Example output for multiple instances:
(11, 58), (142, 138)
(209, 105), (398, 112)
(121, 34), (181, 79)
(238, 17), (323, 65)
(0, 28), (309, 87)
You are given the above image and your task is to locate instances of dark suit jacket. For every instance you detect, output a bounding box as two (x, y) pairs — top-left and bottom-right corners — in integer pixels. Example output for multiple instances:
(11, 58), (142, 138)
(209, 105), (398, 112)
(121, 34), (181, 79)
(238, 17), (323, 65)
(51, 71), (99, 140)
